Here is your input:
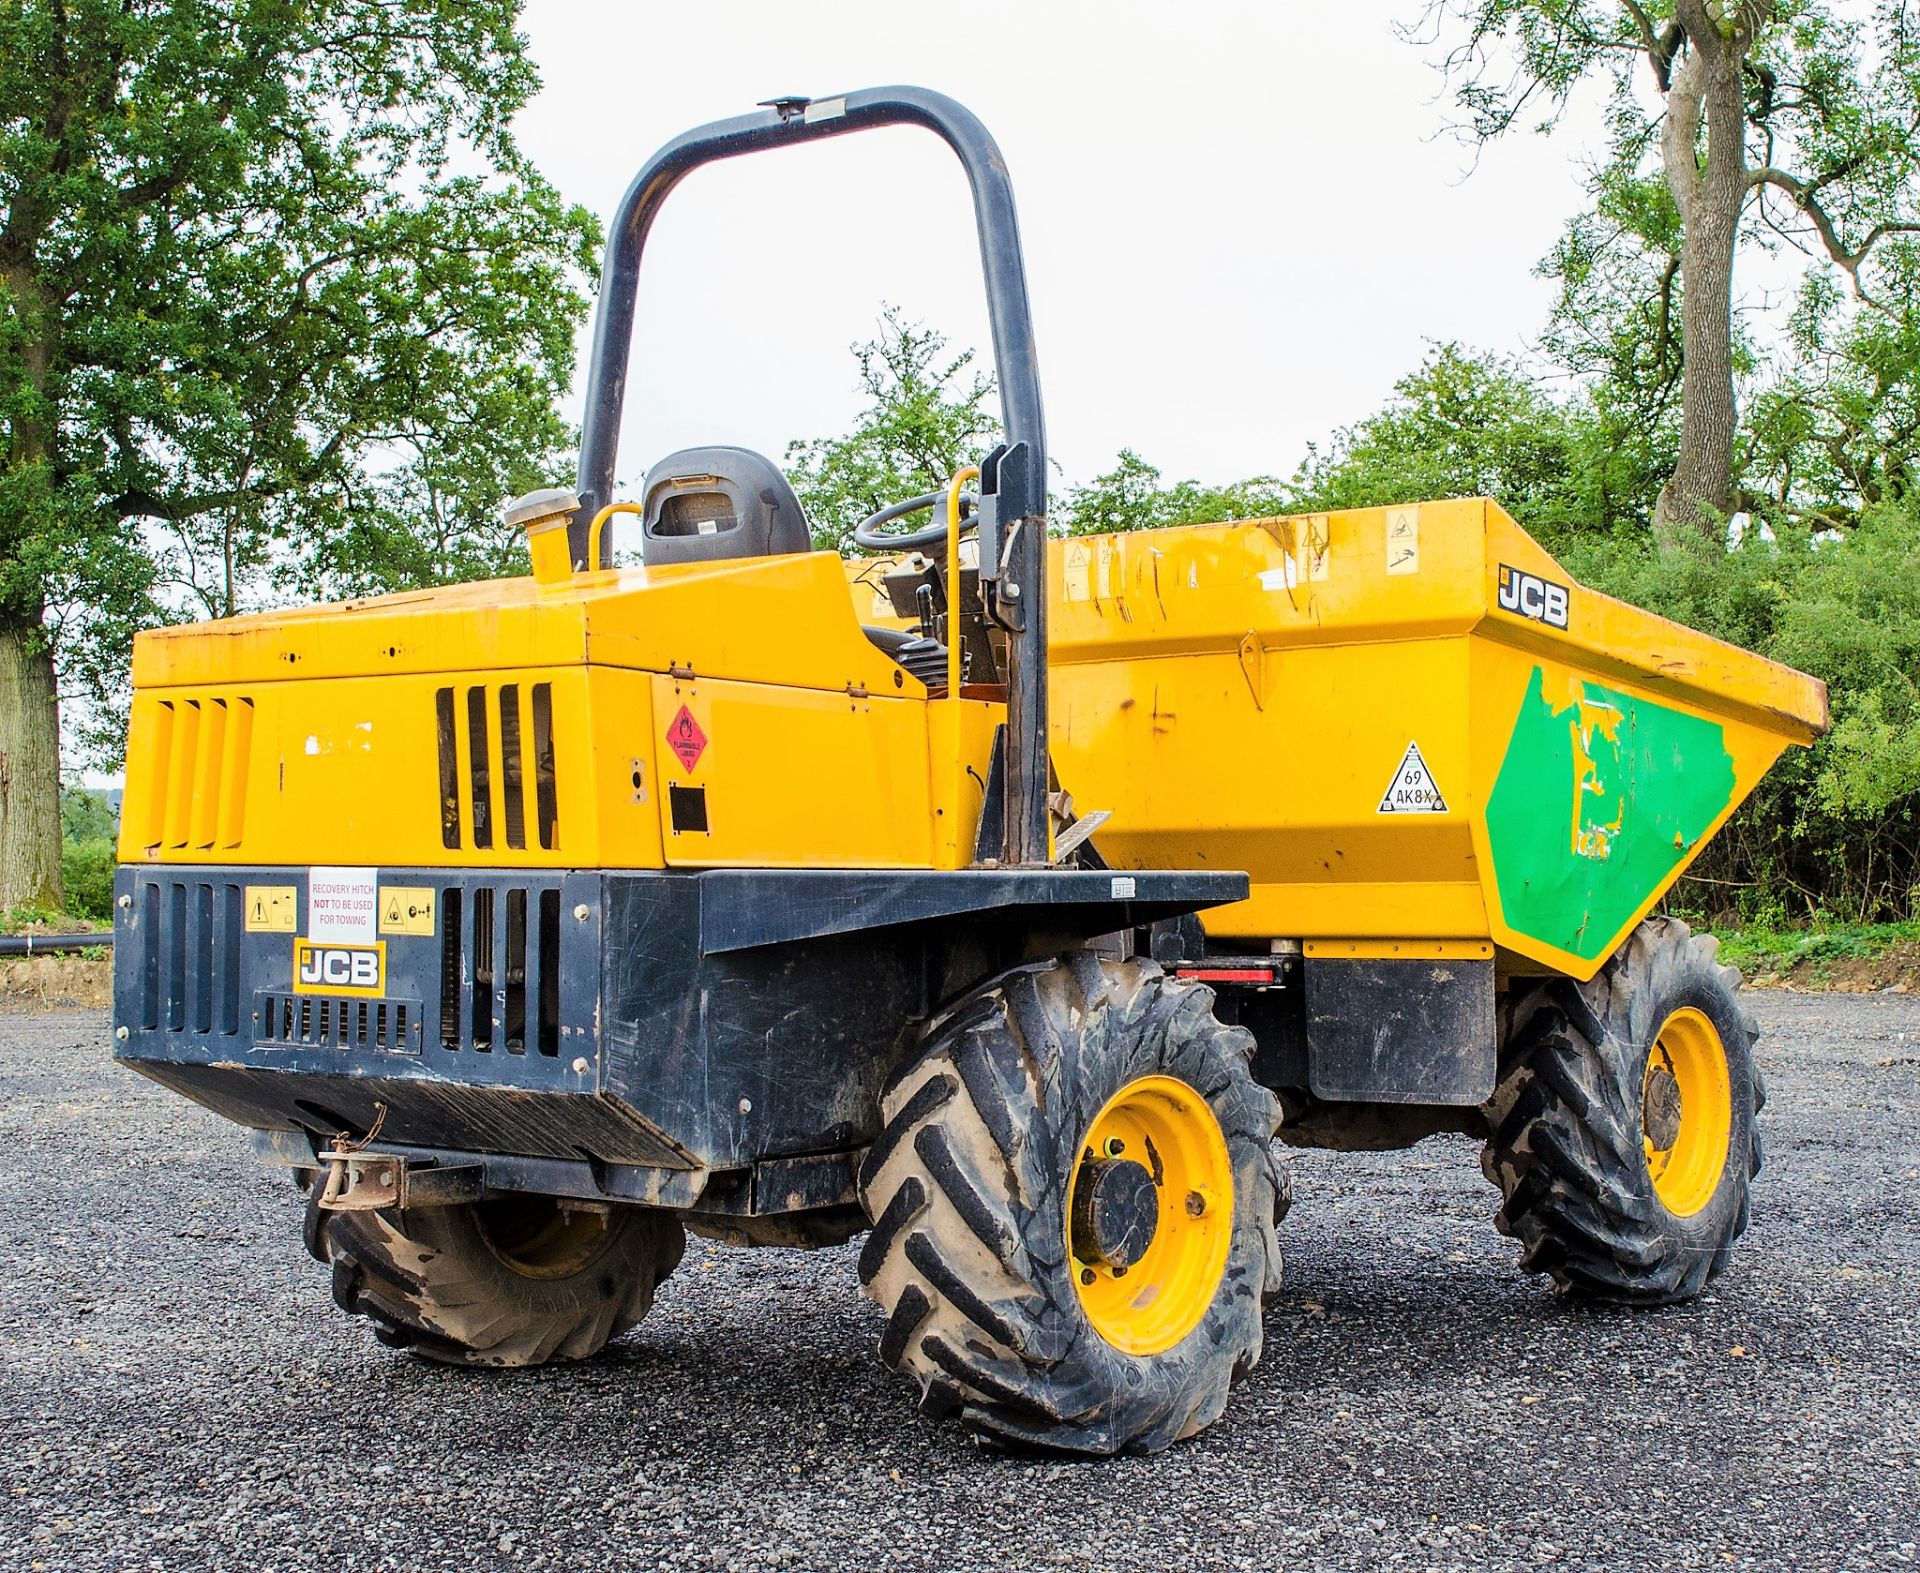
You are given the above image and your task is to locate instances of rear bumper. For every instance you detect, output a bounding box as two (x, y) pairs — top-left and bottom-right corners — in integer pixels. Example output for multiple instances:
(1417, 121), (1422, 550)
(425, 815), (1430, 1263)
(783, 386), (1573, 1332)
(113, 862), (1244, 1207)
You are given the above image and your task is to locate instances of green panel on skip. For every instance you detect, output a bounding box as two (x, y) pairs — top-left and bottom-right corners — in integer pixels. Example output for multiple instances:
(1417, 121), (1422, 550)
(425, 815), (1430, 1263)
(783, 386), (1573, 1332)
(1487, 666), (1736, 962)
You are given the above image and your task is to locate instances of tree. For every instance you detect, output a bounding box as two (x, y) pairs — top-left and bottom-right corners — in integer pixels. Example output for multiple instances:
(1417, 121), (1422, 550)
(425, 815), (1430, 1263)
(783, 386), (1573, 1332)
(1057, 450), (1289, 537)
(785, 307), (999, 552)
(0, 0), (596, 912)
(1741, 239), (1920, 524)
(1420, 0), (1920, 544)
(1285, 343), (1657, 549)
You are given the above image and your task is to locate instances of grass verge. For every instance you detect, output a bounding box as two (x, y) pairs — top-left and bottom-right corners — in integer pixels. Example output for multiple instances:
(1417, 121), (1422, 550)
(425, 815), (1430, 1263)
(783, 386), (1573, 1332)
(1713, 920), (1920, 990)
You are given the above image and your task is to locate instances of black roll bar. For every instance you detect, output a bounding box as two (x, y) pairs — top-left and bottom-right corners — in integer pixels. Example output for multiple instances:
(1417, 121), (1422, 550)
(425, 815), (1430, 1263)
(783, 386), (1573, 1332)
(572, 87), (1051, 867)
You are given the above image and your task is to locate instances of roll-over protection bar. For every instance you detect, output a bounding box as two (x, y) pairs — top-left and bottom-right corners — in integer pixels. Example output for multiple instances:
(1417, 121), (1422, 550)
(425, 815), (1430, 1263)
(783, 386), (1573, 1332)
(571, 87), (1051, 866)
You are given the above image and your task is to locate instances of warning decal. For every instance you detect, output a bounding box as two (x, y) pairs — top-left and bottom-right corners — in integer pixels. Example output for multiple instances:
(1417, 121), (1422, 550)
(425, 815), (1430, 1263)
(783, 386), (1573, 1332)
(308, 866), (378, 944)
(666, 705), (708, 774)
(1385, 506), (1419, 575)
(1378, 742), (1449, 815)
(379, 886), (437, 936)
(244, 885), (297, 933)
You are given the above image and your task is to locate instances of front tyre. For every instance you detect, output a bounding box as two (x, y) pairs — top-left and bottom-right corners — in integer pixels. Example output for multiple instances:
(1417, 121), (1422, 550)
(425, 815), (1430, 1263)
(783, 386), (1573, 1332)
(1482, 916), (1763, 1303)
(857, 954), (1285, 1455)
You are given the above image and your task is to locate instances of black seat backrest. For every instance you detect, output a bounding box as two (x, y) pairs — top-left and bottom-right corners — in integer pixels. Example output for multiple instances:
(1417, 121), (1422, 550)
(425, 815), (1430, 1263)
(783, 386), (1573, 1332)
(637, 446), (812, 566)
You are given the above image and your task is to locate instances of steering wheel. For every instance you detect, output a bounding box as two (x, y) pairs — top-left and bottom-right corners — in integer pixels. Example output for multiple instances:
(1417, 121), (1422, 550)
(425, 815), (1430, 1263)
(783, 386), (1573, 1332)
(852, 489), (979, 552)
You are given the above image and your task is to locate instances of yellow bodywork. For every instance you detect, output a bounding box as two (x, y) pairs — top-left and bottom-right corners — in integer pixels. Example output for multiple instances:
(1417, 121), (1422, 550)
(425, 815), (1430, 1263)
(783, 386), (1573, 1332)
(120, 550), (1000, 874)
(122, 493), (1825, 987)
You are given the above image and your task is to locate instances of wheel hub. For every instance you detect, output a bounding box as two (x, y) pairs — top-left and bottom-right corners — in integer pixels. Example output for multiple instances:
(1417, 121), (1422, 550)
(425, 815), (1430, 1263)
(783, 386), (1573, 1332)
(1070, 1156), (1160, 1268)
(1642, 1058), (1684, 1151)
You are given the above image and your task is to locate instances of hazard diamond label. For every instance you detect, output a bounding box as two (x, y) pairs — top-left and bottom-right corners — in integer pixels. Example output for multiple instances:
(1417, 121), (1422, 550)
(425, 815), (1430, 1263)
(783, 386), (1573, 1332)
(666, 705), (708, 774)
(1377, 741), (1448, 815)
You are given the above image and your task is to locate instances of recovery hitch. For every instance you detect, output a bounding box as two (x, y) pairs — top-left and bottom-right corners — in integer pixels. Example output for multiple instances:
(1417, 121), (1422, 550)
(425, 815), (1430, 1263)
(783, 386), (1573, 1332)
(313, 1109), (483, 1212)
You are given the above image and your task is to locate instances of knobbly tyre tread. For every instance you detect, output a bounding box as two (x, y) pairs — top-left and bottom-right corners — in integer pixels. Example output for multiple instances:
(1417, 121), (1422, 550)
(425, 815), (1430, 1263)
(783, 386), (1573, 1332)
(856, 954), (1287, 1455)
(310, 1196), (685, 1367)
(1481, 916), (1763, 1304)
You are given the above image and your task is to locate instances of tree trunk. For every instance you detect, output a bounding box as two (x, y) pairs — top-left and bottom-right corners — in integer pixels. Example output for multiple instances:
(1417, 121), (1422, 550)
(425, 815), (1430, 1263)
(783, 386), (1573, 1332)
(3, 187), (66, 914)
(1654, 2), (1761, 548)
(0, 613), (64, 915)
(1658, 192), (1741, 543)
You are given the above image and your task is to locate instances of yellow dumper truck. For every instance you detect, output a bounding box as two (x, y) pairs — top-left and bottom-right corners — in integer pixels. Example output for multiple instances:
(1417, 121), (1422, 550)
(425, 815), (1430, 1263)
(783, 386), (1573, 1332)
(111, 88), (1827, 1454)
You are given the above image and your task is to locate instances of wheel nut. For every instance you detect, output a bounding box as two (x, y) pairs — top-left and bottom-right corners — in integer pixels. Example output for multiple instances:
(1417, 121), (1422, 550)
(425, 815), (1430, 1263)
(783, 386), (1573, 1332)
(1186, 1190), (1207, 1218)
(1080, 1267), (1095, 1286)
(1104, 1137), (1126, 1157)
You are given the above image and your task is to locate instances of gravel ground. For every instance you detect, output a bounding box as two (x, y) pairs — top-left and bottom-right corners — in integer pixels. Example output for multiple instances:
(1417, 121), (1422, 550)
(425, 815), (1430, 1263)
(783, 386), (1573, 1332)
(2, 994), (1916, 1573)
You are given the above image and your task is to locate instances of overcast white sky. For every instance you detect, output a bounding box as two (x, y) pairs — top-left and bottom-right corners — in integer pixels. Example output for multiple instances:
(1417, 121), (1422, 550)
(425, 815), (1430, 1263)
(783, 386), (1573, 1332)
(511, 0), (1612, 498)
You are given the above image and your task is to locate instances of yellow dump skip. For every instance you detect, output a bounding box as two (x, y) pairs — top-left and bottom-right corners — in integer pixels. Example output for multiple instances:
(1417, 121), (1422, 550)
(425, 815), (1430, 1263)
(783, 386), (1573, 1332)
(1047, 498), (1826, 981)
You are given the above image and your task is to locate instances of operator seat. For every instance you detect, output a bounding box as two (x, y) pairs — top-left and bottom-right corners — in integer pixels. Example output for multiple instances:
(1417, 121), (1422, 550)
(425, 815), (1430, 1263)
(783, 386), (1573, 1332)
(637, 444), (959, 689)
(637, 446), (811, 565)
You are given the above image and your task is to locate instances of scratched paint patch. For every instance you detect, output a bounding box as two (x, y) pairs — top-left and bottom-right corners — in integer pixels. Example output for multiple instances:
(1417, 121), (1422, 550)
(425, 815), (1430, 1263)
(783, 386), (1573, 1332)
(1486, 665), (1735, 961)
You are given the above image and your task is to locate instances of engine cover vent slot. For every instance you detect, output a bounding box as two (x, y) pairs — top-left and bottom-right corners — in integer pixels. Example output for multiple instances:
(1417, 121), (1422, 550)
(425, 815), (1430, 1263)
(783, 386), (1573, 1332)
(433, 682), (558, 853)
(137, 696), (255, 852)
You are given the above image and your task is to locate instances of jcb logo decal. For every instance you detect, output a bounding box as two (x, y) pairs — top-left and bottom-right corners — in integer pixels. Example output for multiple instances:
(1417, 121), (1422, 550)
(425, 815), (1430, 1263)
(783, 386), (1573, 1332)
(292, 939), (385, 997)
(1497, 564), (1570, 630)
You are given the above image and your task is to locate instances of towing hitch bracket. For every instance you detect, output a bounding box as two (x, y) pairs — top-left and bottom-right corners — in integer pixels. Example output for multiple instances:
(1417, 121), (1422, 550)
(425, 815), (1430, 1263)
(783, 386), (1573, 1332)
(314, 1150), (484, 1213)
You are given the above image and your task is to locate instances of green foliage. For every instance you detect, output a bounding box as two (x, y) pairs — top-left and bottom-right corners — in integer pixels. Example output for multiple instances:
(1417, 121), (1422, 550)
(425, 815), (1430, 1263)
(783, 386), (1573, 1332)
(1, 0), (598, 759)
(1419, 0), (1920, 533)
(1567, 504), (1920, 920)
(53, 786), (117, 920)
(1058, 451), (1288, 537)
(59, 785), (116, 845)
(1713, 918), (1920, 980)
(1285, 344), (1672, 552)
(785, 308), (1000, 553)
(1056, 348), (1660, 552)
(1, 797), (114, 925)
(1749, 240), (1920, 527)
(60, 836), (116, 922)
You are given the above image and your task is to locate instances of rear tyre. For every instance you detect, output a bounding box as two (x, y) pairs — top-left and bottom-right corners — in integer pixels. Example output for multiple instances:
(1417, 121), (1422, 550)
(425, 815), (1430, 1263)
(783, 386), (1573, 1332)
(313, 1194), (685, 1366)
(1481, 916), (1763, 1303)
(857, 954), (1286, 1455)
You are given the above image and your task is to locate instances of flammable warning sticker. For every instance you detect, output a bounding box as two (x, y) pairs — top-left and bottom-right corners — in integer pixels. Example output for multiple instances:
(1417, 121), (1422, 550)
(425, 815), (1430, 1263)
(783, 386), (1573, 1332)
(1378, 741), (1449, 814)
(666, 704), (708, 774)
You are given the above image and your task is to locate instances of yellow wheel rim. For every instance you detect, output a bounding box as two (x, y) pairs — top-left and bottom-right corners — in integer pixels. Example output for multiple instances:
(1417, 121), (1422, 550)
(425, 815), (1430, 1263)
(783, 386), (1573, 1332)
(1641, 1006), (1733, 1218)
(477, 1197), (613, 1279)
(1065, 1074), (1233, 1356)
